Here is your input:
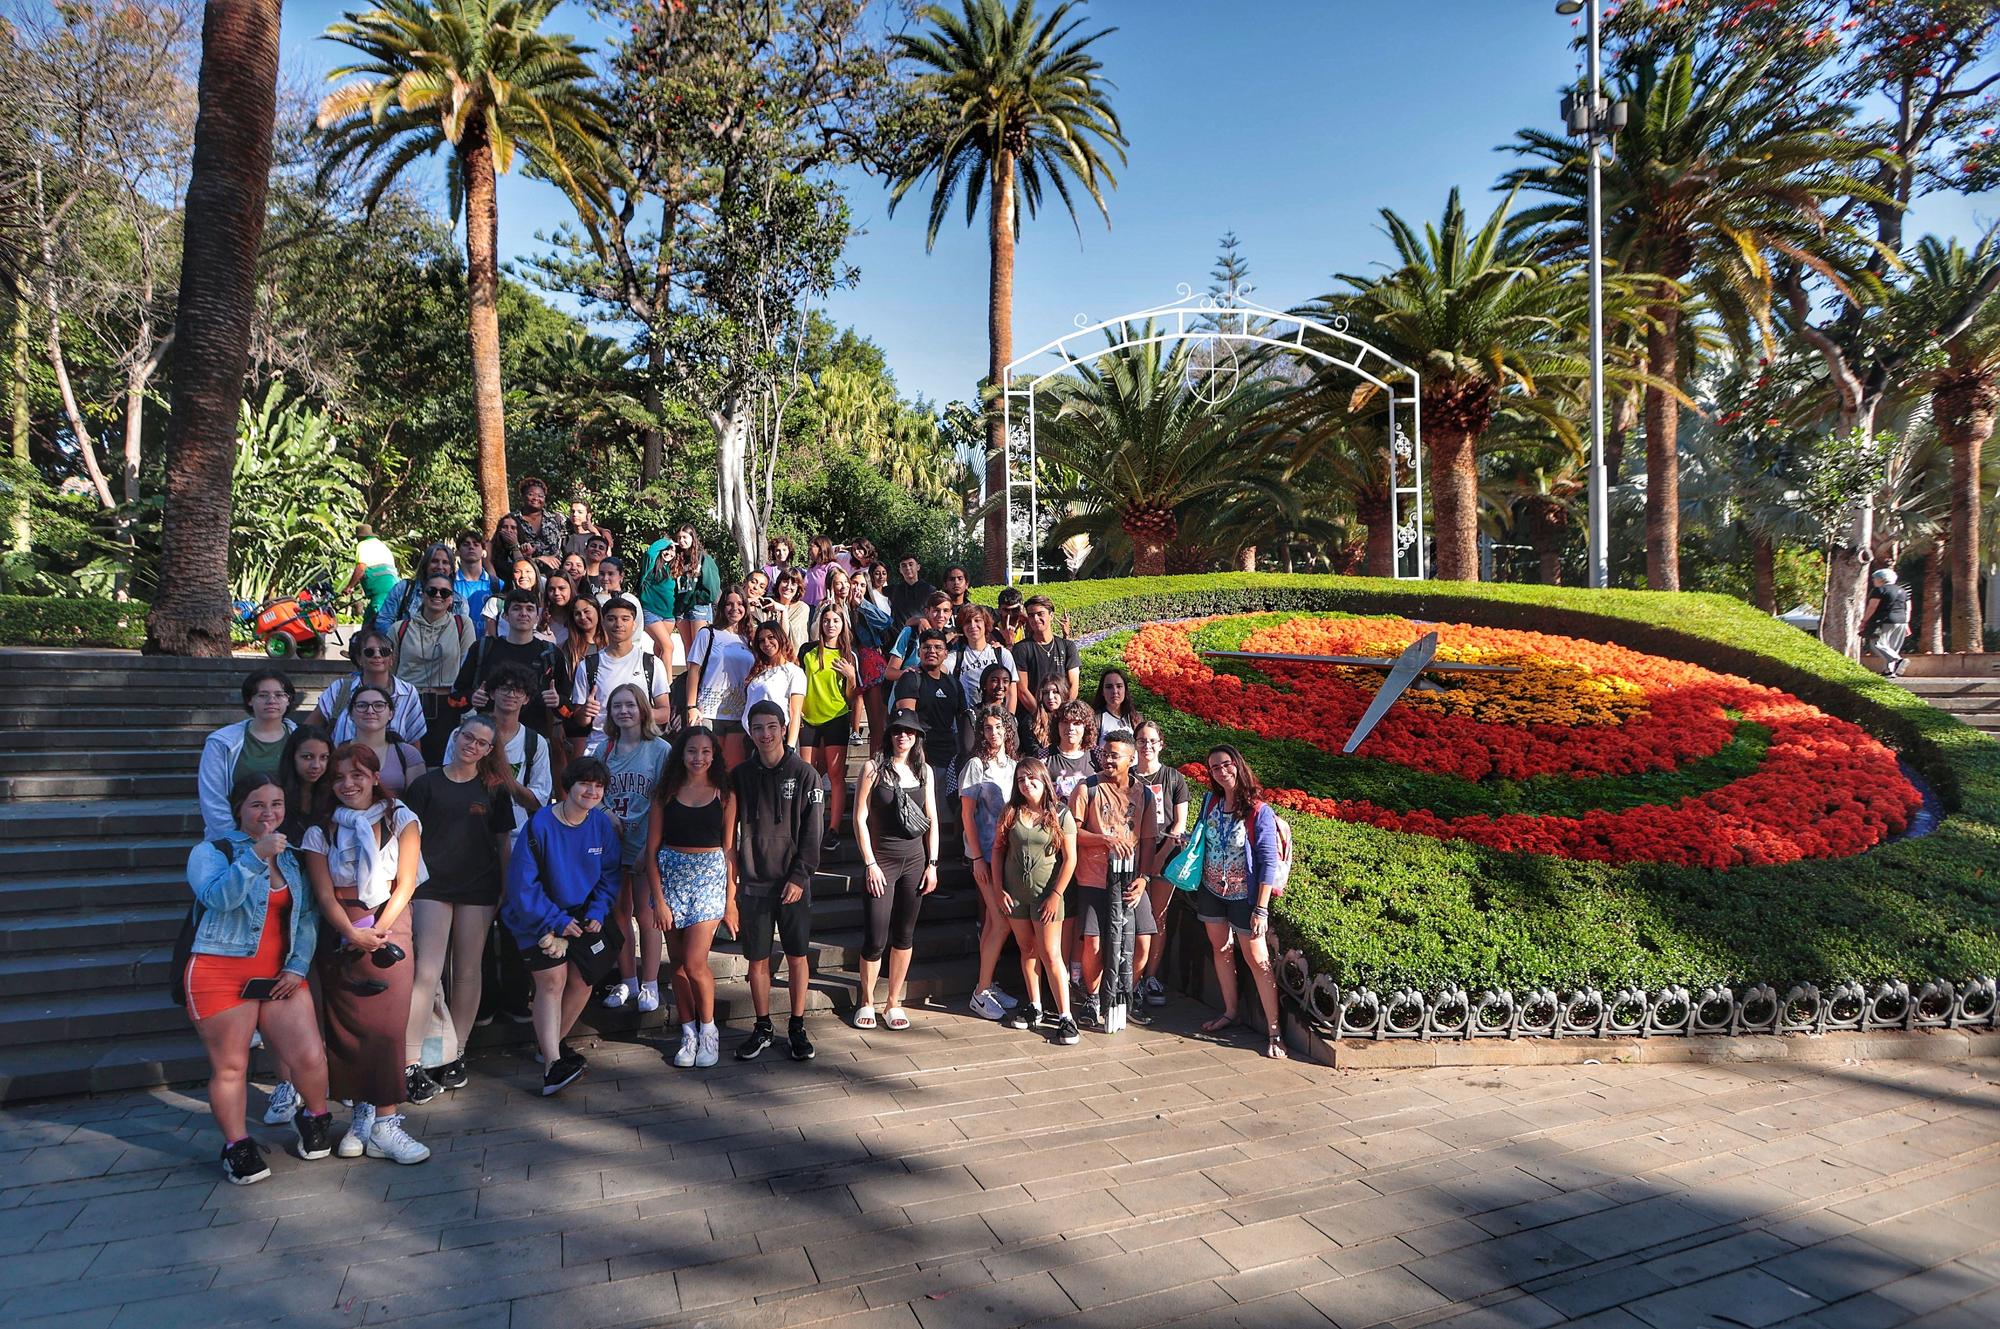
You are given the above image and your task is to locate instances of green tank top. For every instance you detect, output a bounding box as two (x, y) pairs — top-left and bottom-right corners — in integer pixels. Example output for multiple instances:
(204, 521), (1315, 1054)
(800, 645), (852, 726)
(1003, 807), (1072, 901)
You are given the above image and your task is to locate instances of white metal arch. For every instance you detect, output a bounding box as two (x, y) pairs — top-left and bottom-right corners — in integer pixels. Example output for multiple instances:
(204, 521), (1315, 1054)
(1000, 285), (1424, 583)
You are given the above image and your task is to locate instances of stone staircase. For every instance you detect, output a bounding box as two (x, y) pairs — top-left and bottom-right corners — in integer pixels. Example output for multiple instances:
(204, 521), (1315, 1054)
(0, 648), (983, 1102)
(1892, 673), (2000, 737)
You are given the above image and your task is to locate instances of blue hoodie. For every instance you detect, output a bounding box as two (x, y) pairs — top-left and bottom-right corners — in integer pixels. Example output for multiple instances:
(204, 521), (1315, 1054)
(500, 804), (622, 946)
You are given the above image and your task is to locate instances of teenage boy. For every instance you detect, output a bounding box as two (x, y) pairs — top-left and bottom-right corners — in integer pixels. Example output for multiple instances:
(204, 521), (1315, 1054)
(887, 555), (935, 626)
(453, 530), (499, 624)
(501, 756), (622, 1094)
(563, 499), (605, 559)
(885, 591), (956, 681)
(448, 589), (569, 731)
(893, 629), (963, 784)
(1069, 730), (1158, 1034)
(570, 595), (674, 739)
(940, 565), (971, 610)
(582, 532), (612, 580)
(731, 701), (825, 1062)
(1012, 595), (1080, 720)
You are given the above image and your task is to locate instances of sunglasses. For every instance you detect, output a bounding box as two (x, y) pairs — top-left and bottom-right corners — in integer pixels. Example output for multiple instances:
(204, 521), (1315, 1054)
(424, 586), (453, 598)
(359, 647), (393, 658)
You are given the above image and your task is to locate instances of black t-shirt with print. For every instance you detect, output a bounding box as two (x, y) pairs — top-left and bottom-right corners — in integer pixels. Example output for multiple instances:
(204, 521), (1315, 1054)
(1012, 635), (1080, 698)
(893, 668), (961, 765)
(406, 769), (515, 904)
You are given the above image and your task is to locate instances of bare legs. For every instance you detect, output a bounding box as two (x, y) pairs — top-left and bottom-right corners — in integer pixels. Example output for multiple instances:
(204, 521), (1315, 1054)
(530, 963), (594, 1064)
(803, 740), (848, 834)
(609, 874), (662, 995)
(667, 919), (720, 1025)
(1201, 921), (1280, 1035)
(1007, 916), (1069, 1017)
(195, 992), (329, 1143)
(749, 953), (810, 1021)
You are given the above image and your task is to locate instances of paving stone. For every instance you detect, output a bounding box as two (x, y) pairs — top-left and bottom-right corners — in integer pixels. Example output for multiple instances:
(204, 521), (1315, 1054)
(1403, 1228), (1597, 1302)
(908, 1270), (1076, 1329)
(1201, 1215), (1338, 1272)
(1625, 1266), (1826, 1328)
(1049, 1236), (1235, 1310)
(1298, 1264), (1451, 1327)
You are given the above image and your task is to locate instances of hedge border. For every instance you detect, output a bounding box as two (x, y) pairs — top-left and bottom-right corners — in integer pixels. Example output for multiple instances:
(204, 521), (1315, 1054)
(0, 596), (148, 649)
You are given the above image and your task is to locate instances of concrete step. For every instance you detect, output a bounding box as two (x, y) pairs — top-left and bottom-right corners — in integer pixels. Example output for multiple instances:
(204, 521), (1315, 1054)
(0, 903), (186, 955)
(0, 747), (198, 775)
(0, 866), (189, 915)
(0, 798), (202, 842)
(0, 705), (248, 729)
(0, 770), (196, 801)
(0, 727), (210, 752)
(0, 834), (194, 876)
(0, 942), (174, 997)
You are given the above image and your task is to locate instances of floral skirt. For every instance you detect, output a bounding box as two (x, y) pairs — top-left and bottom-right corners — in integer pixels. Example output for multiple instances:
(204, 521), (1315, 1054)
(857, 646), (888, 691)
(659, 847), (727, 927)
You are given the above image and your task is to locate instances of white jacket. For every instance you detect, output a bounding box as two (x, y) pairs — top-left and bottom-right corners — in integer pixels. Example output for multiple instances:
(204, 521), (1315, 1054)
(197, 718), (298, 840)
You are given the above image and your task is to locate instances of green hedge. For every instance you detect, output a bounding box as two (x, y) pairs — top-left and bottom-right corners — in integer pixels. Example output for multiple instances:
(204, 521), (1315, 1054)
(1016, 574), (2000, 992)
(0, 595), (147, 648)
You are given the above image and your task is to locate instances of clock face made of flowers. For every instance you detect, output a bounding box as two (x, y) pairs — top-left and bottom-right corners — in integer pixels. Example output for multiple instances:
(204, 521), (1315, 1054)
(1121, 614), (1922, 868)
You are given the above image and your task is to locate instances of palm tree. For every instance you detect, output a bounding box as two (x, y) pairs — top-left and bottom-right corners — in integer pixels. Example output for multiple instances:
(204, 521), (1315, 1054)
(888, 0), (1126, 584)
(1323, 189), (1592, 581)
(316, 0), (610, 535)
(145, 0), (282, 656)
(1892, 231), (2000, 652)
(1034, 329), (1267, 577)
(1507, 43), (1879, 591)
(519, 329), (652, 458)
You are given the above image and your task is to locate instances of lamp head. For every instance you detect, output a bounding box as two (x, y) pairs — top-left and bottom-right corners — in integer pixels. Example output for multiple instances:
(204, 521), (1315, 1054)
(1555, 0), (1585, 13)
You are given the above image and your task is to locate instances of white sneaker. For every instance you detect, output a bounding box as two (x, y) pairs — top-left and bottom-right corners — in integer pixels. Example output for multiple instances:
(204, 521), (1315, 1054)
(261, 1080), (299, 1125)
(365, 1114), (431, 1165)
(969, 988), (1007, 1021)
(337, 1102), (375, 1158)
(602, 981), (631, 1009)
(671, 1023), (699, 1068)
(636, 981), (661, 1013)
(1141, 976), (1168, 1007)
(696, 1024), (719, 1068)
(994, 988), (1020, 1009)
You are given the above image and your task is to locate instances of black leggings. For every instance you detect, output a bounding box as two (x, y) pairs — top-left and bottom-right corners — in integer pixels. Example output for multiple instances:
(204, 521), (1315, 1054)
(863, 835), (927, 960)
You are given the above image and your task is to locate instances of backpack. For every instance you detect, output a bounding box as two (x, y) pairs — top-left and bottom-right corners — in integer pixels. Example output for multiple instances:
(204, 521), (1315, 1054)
(169, 839), (234, 1007)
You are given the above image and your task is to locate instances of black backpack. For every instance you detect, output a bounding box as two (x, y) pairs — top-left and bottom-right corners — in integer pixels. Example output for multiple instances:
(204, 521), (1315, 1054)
(168, 839), (234, 1007)
(570, 650), (665, 736)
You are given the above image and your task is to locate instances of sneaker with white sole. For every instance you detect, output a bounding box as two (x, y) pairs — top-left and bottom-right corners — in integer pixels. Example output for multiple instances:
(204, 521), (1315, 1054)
(968, 987), (1007, 1021)
(671, 1023), (699, 1068)
(220, 1137), (270, 1185)
(696, 1023), (719, 1068)
(261, 1079), (299, 1125)
(541, 1053), (586, 1096)
(337, 1102), (375, 1158)
(993, 988), (1020, 1009)
(365, 1114), (431, 1164)
(636, 981), (661, 1013)
(602, 981), (631, 1010)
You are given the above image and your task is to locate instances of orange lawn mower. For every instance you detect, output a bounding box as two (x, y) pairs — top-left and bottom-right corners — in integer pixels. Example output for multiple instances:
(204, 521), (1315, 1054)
(241, 581), (341, 659)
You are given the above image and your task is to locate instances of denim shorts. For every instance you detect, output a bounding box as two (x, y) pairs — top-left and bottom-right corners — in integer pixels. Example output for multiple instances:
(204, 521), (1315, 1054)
(681, 603), (714, 623)
(643, 609), (670, 628)
(1193, 887), (1256, 935)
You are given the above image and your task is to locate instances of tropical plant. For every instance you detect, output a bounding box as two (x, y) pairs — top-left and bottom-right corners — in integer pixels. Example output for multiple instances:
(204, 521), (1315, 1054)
(888, 0), (1126, 583)
(1321, 188), (1593, 582)
(1506, 41), (1881, 591)
(146, 0), (283, 655)
(316, 0), (611, 534)
(1033, 327), (1270, 578)
(517, 329), (653, 459)
(1890, 230), (2000, 652)
(229, 383), (368, 607)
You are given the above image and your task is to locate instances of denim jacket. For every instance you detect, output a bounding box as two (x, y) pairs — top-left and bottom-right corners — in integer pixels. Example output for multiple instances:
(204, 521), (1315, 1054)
(186, 831), (320, 977)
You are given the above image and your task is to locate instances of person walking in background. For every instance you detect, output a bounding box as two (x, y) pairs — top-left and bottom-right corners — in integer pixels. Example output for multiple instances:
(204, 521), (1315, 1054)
(300, 743), (431, 1164)
(850, 710), (938, 1032)
(799, 605), (860, 842)
(394, 573), (477, 766)
(1862, 566), (1913, 676)
(320, 627), (427, 747)
(346, 524), (399, 628)
(673, 527), (720, 654)
(198, 668), (297, 840)
(588, 684), (672, 1015)
(185, 773), (334, 1185)
(645, 727), (734, 1070)
(991, 759), (1079, 1045)
(506, 476), (569, 569)
(730, 701), (825, 1063)
(402, 713), (515, 1098)
(503, 757), (622, 1095)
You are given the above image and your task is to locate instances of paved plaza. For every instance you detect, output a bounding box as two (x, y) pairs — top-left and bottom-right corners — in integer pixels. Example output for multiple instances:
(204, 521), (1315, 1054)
(1, 1007), (1996, 1329)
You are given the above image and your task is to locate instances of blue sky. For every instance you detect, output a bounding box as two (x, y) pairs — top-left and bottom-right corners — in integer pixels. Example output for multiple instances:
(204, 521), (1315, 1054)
(285, 0), (1995, 408)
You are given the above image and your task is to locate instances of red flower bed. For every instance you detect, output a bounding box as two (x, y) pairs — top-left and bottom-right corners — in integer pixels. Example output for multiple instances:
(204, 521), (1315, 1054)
(1141, 615), (1921, 867)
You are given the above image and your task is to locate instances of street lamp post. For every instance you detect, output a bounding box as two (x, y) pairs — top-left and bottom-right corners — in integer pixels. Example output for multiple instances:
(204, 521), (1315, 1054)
(1557, 0), (1625, 590)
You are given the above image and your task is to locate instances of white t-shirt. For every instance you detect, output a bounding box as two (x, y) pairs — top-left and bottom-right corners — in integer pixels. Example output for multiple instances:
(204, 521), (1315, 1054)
(951, 642), (1019, 710)
(356, 537), (397, 572)
(571, 643), (673, 735)
(689, 626), (756, 722)
(744, 662), (807, 720)
(301, 805), (423, 909)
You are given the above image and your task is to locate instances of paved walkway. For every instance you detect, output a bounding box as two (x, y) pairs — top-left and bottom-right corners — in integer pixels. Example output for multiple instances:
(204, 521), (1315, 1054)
(2, 1007), (1997, 1329)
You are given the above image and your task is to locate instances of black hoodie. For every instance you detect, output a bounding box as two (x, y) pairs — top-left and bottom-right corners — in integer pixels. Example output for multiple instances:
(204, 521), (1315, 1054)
(731, 749), (824, 895)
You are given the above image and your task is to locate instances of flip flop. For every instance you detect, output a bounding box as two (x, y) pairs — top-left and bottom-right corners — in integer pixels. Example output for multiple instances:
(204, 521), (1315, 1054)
(1199, 1014), (1238, 1034)
(852, 1005), (877, 1030)
(885, 1007), (911, 1031)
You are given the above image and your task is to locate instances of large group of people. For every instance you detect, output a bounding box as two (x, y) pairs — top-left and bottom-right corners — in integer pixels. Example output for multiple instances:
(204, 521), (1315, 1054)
(187, 491), (1290, 1186)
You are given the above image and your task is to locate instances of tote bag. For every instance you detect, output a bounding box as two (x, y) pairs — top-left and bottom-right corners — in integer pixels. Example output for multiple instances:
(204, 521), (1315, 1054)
(1162, 797), (1208, 892)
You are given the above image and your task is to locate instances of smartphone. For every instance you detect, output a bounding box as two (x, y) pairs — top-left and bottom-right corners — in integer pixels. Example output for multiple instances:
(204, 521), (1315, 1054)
(239, 977), (281, 1001)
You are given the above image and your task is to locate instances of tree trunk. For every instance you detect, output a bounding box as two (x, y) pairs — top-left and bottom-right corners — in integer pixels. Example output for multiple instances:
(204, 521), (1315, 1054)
(982, 152), (1016, 586)
(1819, 400), (1881, 659)
(1235, 545), (1256, 573)
(1750, 532), (1776, 614)
(461, 123), (509, 537)
(1357, 491), (1393, 578)
(1428, 422), (1479, 581)
(144, 0), (279, 656)
(1606, 387), (1636, 481)
(1643, 308), (1681, 591)
(1919, 533), (1947, 656)
(7, 287), (28, 556)
(640, 337), (666, 485)
(712, 398), (759, 572)
(1939, 377), (1994, 653)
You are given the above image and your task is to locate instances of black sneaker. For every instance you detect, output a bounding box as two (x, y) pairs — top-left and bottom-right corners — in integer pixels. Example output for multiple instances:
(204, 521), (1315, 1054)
(1077, 996), (1101, 1030)
(541, 1053), (585, 1096)
(1003, 1003), (1042, 1030)
(1054, 1014), (1081, 1046)
(501, 1005), (534, 1024)
(788, 1019), (816, 1062)
(404, 1064), (441, 1105)
(737, 1020), (776, 1061)
(432, 1058), (469, 1090)
(221, 1137), (271, 1185)
(292, 1109), (333, 1161)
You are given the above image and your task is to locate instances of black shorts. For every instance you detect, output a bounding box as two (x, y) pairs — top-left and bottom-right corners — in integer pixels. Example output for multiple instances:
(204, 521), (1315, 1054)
(736, 888), (813, 962)
(798, 713), (851, 749)
(711, 718), (746, 739)
(1193, 888), (1256, 934)
(1077, 883), (1160, 938)
(519, 940), (570, 973)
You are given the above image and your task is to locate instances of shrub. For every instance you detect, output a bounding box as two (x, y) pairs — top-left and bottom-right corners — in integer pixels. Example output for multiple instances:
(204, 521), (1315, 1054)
(0, 595), (149, 648)
(1016, 574), (2000, 992)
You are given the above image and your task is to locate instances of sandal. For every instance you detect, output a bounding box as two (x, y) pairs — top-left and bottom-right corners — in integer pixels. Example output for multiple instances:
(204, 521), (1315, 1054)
(852, 1005), (877, 1030)
(884, 1007), (910, 1031)
(1199, 1013), (1238, 1035)
(1266, 1026), (1288, 1060)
